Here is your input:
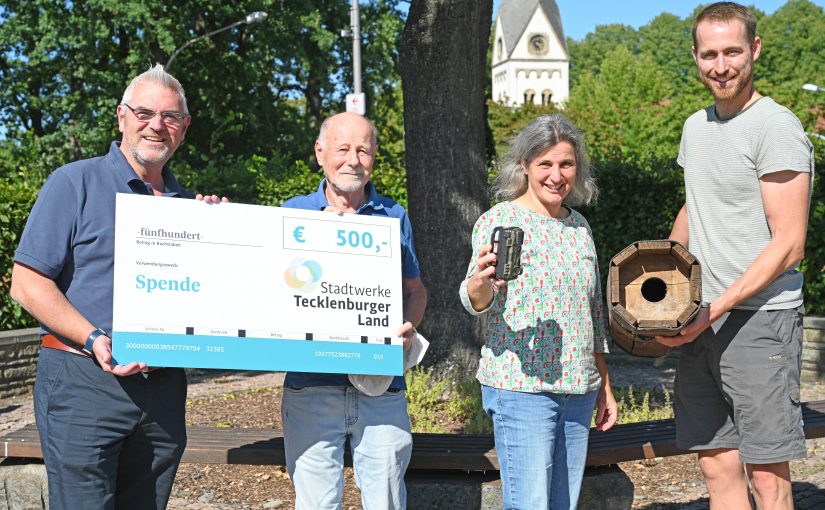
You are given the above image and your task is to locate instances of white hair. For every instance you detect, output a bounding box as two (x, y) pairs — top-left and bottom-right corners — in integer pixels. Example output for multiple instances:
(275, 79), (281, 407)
(317, 113), (378, 149)
(121, 63), (189, 115)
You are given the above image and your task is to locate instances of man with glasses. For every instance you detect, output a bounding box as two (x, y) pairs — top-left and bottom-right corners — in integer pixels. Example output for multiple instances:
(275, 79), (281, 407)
(11, 64), (221, 509)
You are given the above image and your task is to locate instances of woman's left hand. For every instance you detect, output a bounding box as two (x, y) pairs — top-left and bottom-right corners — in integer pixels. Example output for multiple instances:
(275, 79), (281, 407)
(594, 385), (618, 431)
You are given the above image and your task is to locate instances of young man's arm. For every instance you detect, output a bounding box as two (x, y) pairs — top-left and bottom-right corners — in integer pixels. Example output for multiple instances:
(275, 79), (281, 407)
(659, 170), (810, 347)
(669, 204), (689, 247)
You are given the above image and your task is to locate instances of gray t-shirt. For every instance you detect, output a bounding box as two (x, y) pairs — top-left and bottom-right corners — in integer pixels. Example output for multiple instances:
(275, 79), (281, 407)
(677, 97), (814, 310)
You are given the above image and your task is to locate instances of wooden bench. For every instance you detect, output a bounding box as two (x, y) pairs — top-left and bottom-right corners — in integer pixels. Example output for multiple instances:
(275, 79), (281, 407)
(4, 400), (825, 469)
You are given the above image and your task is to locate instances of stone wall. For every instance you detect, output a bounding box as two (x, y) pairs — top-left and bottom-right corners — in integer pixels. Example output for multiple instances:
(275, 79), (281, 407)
(0, 329), (39, 399)
(803, 316), (825, 384)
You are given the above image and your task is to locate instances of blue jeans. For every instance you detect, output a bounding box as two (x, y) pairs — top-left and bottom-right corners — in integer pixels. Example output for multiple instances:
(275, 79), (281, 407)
(482, 385), (598, 510)
(282, 386), (413, 510)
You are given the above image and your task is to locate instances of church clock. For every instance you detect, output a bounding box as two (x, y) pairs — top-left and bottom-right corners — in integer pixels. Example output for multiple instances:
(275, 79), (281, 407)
(528, 34), (548, 56)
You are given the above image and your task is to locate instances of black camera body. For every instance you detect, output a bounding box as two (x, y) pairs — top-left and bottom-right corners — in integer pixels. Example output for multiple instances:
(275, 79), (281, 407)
(490, 226), (525, 281)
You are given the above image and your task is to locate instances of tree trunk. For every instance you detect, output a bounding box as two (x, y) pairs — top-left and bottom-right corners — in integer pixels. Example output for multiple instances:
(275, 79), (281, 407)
(399, 0), (493, 378)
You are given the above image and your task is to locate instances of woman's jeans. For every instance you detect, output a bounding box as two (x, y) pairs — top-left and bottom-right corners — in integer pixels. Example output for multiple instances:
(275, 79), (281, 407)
(481, 385), (598, 510)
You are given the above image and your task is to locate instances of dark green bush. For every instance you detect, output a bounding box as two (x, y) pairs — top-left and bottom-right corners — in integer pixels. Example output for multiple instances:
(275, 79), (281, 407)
(800, 163), (825, 315)
(0, 139), (46, 329)
(580, 159), (685, 296)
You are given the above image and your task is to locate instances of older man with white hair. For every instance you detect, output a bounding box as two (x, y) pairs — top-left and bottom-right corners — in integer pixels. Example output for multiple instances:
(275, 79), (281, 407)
(280, 112), (428, 509)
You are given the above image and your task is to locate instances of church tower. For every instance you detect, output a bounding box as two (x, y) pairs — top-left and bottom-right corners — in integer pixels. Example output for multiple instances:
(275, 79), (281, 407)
(492, 0), (569, 107)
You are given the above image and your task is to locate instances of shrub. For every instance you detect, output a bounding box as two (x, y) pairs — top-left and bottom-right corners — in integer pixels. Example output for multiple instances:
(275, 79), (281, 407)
(405, 366), (450, 433)
(0, 139), (48, 330)
(612, 385), (674, 425)
(445, 377), (493, 435)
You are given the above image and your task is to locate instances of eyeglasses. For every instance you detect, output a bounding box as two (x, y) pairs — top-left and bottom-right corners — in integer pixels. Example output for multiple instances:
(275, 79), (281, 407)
(121, 103), (188, 126)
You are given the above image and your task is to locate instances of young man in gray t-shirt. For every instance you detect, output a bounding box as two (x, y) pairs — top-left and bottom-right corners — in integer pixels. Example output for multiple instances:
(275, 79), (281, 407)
(656, 3), (814, 509)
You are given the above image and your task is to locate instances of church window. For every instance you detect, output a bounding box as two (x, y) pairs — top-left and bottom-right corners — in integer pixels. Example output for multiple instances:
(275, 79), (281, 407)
(524, 89), (536, 105)
(542, 90), (553, 105)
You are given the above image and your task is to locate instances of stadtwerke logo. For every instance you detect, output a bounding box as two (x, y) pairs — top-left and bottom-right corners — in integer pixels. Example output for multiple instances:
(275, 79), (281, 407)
(284, 258), (323, 292)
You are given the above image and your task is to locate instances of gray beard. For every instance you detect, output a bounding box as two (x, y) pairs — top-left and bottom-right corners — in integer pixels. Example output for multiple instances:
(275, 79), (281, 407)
(331, 175), (366, 193)
(131, 145), (170, 166)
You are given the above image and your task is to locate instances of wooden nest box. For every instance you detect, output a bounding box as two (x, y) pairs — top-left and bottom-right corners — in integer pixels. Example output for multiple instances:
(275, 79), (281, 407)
(607, 240), (702, 358)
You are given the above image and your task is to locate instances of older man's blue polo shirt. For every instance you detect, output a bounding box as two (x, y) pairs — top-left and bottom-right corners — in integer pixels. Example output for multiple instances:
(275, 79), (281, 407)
(15, 142), (193, 336)
(281, 179), (421, 390)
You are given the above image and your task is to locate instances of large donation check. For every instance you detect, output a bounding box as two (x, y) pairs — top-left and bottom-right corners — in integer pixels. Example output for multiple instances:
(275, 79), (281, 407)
(112, 193), (404, 375)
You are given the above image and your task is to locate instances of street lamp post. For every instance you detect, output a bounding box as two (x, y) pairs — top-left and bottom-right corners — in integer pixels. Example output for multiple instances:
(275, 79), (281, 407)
(166, 11), (268, 71)
(342, 1), (365, 115)
(351, 0), (362, 96)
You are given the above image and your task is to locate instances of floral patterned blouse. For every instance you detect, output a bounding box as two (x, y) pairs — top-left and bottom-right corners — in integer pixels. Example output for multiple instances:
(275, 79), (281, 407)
(459, 201), (609, 394)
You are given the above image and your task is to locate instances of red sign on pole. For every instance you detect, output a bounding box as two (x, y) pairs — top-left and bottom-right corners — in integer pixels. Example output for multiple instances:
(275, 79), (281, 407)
(346, 93), (366, 115)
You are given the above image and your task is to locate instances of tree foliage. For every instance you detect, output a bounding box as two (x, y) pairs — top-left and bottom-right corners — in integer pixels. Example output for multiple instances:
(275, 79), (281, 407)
(0, 0), (406, 178)
(2, 0), (825, 333)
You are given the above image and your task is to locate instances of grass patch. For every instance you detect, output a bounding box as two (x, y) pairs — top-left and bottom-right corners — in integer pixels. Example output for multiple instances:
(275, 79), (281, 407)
(406, 367), (674, 433)
(612, 385), (674, 424)
(405, 367), (492, 434)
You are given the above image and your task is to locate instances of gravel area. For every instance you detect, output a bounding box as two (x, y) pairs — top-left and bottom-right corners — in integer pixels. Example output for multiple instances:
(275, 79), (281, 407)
(608, 352), (825, 509)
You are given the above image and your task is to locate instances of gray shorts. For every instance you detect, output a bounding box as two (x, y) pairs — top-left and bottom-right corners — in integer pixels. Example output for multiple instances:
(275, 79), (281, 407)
(674, 306), (807, 464)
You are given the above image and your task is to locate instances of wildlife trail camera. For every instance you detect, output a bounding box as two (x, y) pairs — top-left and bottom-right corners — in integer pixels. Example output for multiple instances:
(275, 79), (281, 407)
(490, 226), (525, 281)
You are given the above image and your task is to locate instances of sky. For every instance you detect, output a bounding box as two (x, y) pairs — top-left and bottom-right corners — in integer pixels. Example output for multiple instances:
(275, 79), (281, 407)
(492, 0), (825, 41)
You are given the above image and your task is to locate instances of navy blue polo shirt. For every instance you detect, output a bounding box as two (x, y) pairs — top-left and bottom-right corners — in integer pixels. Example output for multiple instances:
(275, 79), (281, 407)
(281, 179), (421, 390)
(15, 142), (193, 337)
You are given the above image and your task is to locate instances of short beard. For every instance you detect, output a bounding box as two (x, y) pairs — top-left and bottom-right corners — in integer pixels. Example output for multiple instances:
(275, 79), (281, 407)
(330, 173), (367, 193)
(701, 64), (753, 103)
(131, 146), (170, 166)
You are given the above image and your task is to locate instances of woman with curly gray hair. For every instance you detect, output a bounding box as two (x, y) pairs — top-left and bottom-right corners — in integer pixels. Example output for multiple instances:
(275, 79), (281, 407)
(459, 114), (617, 510)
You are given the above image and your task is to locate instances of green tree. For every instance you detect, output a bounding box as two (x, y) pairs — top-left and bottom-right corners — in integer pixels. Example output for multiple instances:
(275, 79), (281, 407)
(638, 13), (699, 95)
(756, 0), (825, 128)
(567, 23), (638, 88)
(0, 1), (408, 185)
(565, 45), (684, 166)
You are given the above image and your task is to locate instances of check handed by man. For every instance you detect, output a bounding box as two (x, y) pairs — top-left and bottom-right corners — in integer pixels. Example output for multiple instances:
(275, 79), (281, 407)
(11, 64), (224, 510)
(656, 3), (813, 509)
(280, 112), (428, 510)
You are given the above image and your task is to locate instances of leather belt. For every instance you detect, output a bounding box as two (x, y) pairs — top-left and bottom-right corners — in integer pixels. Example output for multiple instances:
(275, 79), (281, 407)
(41, 333), (164, 372)
(41, 333), (89, 357)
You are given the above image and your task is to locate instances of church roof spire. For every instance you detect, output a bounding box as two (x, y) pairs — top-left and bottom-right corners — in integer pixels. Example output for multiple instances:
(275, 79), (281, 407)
(497, 0), (567, 58)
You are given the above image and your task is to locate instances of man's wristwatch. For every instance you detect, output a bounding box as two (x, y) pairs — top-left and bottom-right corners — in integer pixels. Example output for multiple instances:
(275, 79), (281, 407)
(83, 327), (108, 357)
